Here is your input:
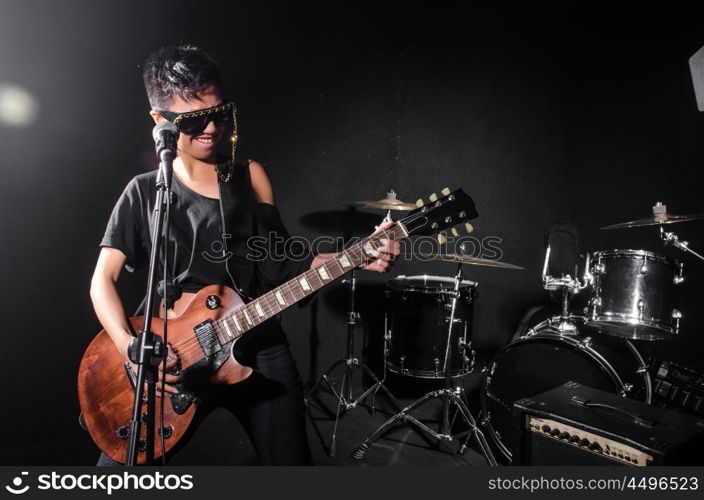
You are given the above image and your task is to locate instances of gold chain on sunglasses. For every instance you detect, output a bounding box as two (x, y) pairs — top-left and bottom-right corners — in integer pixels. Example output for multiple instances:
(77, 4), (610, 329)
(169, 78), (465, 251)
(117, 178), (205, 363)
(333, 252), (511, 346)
(174, 102), (239, 183)
(172, 101), (234, 124)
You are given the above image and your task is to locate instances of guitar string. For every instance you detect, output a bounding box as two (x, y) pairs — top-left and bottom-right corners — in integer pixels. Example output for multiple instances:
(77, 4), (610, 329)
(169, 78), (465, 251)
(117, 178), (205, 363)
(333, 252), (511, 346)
(167, 247), (366, 362)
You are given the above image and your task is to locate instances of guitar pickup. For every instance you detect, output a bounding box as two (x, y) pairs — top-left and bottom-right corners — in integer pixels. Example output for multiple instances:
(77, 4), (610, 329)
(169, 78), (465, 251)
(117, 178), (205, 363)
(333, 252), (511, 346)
(194, 319), (222, 357)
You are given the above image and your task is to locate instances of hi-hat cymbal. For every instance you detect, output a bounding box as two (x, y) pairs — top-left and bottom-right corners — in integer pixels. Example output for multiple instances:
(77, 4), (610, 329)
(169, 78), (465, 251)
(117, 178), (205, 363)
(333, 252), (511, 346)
(347, 190), (417, 211)
(419, 253), (524, 270)
(601, 202), (704, 230)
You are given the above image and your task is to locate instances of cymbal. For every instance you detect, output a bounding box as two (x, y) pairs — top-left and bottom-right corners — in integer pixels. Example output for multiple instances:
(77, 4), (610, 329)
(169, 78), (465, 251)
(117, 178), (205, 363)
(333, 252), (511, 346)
(419, 253), (524, 270)
(347, 190), (417, 211)
(348, 199), (417, 211)
(600, 202), (704, 230)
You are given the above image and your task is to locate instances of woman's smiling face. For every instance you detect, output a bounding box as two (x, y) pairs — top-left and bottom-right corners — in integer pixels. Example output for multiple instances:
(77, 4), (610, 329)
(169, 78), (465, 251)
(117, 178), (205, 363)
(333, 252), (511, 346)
(158, 84), (225, 162)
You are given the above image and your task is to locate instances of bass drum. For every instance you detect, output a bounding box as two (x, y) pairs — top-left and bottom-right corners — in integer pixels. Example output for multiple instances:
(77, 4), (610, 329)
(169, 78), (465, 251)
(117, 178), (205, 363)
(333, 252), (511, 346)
(480, 328), (652, 461)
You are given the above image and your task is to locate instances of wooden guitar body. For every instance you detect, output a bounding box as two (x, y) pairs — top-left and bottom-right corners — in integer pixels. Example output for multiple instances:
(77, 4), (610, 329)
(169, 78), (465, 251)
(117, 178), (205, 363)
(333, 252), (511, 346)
(77, 285), (251, 464)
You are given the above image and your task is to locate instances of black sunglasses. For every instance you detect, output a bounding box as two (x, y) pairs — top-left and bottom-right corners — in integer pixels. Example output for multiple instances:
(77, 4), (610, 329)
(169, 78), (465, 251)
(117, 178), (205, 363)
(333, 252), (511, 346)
(155, 100), (235, 135)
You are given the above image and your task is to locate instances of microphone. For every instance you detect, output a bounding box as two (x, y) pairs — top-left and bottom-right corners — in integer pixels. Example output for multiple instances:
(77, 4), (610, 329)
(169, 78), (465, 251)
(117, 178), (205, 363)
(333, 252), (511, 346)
(152, 121), (178, 190)
(152, 121), (178, 162)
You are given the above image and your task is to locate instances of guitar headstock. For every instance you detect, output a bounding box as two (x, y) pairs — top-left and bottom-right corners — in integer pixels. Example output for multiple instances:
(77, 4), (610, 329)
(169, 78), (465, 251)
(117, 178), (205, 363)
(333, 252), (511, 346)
(398, 187), (478, 238)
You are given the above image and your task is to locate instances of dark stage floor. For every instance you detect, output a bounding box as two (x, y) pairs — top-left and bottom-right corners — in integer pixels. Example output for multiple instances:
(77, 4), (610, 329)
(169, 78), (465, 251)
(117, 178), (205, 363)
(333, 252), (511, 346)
(165, 369), (492, 467)
(304, 373), (489, 467)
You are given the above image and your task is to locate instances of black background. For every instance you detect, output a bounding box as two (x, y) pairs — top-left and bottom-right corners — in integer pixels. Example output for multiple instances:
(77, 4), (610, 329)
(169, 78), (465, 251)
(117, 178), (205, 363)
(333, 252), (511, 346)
(1, 0), (703, 465)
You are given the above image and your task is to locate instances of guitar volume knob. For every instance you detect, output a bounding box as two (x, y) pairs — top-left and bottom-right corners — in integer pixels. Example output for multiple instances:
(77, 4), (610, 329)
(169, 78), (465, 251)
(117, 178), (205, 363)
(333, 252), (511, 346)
(206, 295), (221, 310)
(116, 426), (129, 440)
(158, 425), (174, 439)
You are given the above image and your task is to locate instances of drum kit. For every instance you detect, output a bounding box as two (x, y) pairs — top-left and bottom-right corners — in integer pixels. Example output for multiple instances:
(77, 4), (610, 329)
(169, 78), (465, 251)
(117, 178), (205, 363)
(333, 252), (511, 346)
(306, 194), (704, 465)
(483, 201), (704, 463)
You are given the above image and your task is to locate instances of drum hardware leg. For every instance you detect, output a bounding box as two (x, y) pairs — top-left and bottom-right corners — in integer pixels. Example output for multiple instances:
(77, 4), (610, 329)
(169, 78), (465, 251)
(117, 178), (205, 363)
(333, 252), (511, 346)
(305, 359), (348, 412)
(361, 362), (400, 414)
(305, 268), (399, 457)
(352, 390), (447, 459)
(353, 264), (497, 466)
(554, 287), (579, 334)
(352, 385), (497, 464)
(625, 340), (653, 404)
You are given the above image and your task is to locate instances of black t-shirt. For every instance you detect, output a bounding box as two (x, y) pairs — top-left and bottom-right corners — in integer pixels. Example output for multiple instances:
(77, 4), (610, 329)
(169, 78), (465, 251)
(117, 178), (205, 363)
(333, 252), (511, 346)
(100, 161), (313, 357)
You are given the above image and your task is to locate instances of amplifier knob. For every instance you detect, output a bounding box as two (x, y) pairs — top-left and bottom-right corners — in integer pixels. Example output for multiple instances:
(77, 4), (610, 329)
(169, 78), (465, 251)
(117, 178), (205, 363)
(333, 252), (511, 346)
(560, 432), (571, 440)
(569, 435), (581, 444)
(542, 425), (551, 433)
(580, 438), (590, 447)
(551, 428), (561, 437)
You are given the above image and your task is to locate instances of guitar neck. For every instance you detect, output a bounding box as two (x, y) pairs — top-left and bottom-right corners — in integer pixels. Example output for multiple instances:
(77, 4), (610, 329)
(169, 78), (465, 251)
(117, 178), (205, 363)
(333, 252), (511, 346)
(211, 224), (407, 342)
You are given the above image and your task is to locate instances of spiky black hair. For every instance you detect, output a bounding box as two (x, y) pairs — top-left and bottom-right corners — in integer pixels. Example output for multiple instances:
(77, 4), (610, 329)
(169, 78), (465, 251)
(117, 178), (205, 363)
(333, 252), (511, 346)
(143, 44), (221, 109)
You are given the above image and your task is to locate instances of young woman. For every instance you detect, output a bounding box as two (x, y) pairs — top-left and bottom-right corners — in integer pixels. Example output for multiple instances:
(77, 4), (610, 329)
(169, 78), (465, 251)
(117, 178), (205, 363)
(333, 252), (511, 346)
(89, 45), (399, 465)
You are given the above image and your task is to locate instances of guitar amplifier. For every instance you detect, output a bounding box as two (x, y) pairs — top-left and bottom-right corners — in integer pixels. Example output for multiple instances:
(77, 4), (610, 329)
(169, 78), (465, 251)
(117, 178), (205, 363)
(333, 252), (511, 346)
(513, 381), (704, 466)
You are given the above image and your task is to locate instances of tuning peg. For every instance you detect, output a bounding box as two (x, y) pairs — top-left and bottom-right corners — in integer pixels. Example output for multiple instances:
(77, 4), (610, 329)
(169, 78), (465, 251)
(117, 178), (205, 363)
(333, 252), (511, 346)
(437, 233), (447, 244)
(441, 187), (451, 196)
(451, 227), (460, 237)
(415, 199), (424, 207)
(465, 223), (474, 234)
(429, 193), (438, 202)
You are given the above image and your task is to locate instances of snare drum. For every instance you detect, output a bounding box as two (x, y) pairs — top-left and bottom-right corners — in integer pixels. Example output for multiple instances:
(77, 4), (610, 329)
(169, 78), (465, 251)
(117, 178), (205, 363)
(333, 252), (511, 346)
(385, 275), (477, 378)
(588, 249), (683, 340)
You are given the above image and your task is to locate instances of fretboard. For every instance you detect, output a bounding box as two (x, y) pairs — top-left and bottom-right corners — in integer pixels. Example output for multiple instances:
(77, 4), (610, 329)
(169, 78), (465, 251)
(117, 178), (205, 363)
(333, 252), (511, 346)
(210, 224), (407, 344)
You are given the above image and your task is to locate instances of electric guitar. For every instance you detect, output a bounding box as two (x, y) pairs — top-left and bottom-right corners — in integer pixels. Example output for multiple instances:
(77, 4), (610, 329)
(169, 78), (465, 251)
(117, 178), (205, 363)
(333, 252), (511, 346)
(77, 188), (478, 463)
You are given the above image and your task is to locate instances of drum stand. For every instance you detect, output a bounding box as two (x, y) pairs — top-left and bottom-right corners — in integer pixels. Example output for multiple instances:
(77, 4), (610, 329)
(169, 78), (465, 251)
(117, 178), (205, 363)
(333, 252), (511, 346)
(531, 245), (592, 335)
(660, 226), (704, 263)
(353, 264), (498, 465)
(304, 268), (400, 457)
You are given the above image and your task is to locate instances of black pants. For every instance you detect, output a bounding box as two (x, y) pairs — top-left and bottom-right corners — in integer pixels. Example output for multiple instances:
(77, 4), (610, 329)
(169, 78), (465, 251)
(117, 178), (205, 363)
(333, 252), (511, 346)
(97, 344), (312, 466)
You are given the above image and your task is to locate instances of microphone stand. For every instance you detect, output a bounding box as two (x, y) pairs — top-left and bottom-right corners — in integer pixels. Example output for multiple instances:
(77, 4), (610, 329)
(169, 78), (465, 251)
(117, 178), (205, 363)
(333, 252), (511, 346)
(125, 143), (174, 466)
